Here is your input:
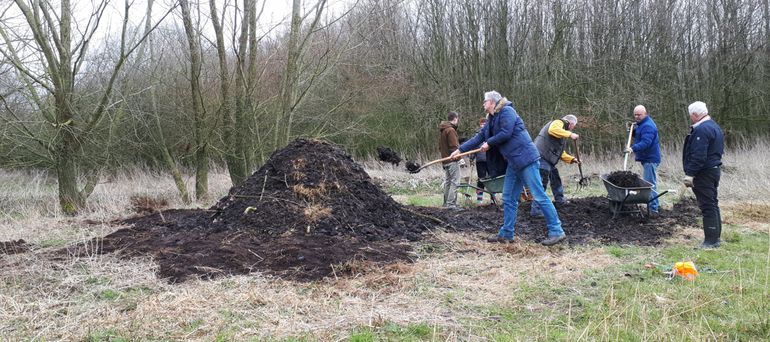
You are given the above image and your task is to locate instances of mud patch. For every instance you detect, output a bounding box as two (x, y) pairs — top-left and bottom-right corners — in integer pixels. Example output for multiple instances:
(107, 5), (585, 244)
(1, 239), (32, 254)
(414, 197), (701, 245)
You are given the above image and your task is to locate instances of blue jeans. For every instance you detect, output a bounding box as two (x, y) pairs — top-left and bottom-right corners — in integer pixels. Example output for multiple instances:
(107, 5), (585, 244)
(499, 161), (564, 239)
(530, 162), (566, 216)
(642, 162), (659, 212)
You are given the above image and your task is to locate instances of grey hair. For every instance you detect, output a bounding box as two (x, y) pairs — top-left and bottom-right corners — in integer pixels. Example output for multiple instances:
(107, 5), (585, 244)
(688, 101), (708, 117)
(484, 91), (502, 103)
(562, 114), (578, 125)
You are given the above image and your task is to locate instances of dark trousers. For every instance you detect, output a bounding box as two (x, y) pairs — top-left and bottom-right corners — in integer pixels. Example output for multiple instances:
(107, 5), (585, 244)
(476, 161), (489, 188)
(693, 167), (722, 243)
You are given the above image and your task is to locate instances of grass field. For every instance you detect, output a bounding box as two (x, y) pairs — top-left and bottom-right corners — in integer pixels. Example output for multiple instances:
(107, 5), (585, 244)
(1, 143), (769, 341)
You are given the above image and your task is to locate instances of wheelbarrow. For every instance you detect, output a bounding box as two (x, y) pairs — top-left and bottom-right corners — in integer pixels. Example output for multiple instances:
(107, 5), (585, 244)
(457, 175), (533, 205)
(601, 174), (669, 219)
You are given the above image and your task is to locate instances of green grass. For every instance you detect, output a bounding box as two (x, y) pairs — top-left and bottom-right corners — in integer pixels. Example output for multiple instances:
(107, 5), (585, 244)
(345, 230), (770, 340)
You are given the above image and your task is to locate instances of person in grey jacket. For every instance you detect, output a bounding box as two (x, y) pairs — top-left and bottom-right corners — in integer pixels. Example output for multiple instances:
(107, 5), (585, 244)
(530, 115), (580, 217)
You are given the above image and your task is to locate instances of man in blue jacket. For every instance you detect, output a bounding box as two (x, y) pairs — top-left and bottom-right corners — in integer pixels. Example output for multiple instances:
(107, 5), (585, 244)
(450, 91), (567, 246)
(624, 105), (662, 216)
(683, 101), (724, 248)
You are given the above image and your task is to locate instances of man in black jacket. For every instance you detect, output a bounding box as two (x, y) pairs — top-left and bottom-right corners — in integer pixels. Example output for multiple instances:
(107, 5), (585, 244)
(683, 101), (724, 249)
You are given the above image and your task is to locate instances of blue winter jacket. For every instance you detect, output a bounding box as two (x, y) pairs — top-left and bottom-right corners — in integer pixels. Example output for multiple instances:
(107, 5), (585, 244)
(683, 119), (724, 176)
(631, 116), (661, 163)
(459, 100), (540, 175)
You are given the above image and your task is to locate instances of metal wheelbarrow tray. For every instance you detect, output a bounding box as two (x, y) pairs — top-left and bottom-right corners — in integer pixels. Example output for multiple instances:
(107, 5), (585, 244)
(458, 175), (532, 205)
(601, 174), (669, 218)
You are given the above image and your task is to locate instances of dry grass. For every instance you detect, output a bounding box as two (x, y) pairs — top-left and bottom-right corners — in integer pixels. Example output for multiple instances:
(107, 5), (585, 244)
(0, 232), (613, 340)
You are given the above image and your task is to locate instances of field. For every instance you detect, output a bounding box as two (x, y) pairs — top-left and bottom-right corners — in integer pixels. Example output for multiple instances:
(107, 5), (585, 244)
(1, 142), (769, 341)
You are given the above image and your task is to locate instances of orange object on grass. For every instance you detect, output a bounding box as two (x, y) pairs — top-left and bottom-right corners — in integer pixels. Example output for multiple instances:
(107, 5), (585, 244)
(673, 261), (698, 281)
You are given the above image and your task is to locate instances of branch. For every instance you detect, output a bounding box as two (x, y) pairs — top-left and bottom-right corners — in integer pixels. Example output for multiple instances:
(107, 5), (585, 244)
(82, 1), (177, 136)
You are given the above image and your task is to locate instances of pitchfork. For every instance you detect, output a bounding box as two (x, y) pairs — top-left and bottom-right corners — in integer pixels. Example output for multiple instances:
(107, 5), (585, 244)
(574, 138), (590, 189)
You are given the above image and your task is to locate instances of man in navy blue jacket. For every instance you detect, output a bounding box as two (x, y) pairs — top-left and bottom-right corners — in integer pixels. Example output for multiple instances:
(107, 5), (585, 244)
(683, 101), (724, 248)
(450, 91), (567, 246)
(624, 105), (661, 216)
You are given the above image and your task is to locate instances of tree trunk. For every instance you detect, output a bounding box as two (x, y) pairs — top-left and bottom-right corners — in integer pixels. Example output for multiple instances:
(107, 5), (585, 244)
(211, 0), (248, 186)
(179, 0), (208, 200)
(278, 0), (302, 147)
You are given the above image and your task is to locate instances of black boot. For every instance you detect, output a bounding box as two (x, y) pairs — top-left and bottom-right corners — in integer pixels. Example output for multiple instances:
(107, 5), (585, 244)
(700, 213), (721, 248)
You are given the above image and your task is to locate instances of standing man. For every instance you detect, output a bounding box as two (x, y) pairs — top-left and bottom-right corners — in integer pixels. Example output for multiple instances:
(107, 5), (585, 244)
(624, 105), (662, 217)
(439, 111), (461, 210)
(450, 91), (567, 246)
(530, 114), (580, 217)
(683, 101), (724, 248)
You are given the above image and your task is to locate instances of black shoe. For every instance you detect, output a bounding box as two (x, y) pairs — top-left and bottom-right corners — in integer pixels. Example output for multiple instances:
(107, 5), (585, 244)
(487, 234), (514, 243)
(698, 240), (721, 249)
(541, 234), (567, 246)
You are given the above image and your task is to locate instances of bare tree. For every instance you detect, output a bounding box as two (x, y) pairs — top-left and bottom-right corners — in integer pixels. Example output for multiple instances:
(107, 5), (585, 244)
(0, 0), (173, 214)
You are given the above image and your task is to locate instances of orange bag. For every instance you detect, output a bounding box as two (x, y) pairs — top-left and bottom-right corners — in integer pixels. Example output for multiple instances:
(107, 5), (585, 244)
(673, 261), (698, 281)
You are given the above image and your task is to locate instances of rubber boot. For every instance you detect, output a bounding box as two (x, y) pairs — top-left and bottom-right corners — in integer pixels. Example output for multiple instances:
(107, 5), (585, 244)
(701, 213), (721, 248)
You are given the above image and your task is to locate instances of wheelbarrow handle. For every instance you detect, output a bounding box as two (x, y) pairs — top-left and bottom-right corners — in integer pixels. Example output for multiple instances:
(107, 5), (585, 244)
(647, 190), (670, 203)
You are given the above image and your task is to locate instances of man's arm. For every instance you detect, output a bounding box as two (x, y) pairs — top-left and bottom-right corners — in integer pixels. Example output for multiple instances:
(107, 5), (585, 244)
(486, 110), (514, 146)
(631, 126), (655, 152)
(548, 120), (571, 138)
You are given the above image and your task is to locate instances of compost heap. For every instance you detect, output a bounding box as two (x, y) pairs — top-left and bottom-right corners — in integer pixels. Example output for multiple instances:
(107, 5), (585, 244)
(90, 139), (437, 282)
(607, 170), (645, 187)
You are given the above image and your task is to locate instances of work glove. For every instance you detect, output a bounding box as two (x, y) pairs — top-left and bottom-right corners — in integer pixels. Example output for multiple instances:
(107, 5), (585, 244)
(623, 147), (633, 154)
(683, 176), (694, 188)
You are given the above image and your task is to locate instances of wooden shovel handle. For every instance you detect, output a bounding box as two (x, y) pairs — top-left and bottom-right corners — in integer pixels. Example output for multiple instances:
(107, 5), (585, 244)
(420, 148), (482, 169)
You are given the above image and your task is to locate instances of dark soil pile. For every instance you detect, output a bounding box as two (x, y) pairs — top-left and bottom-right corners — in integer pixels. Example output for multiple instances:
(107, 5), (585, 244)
(414, 197), (701, 245)
(405, 161), (421, 172)
(1, 239), (31, 254)
(607, 171), (645, 187)
(376, 146), (402, 166)
(86, 139), (437, 282)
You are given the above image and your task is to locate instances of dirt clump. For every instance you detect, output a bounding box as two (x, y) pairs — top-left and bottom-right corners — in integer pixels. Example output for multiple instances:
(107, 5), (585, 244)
(1, 239), (32, 254)
(414, 196), (701, 245)
(376, 146), (402, 166)
(405, 161), (421, 173)
(607, 171), (645, 187)
(85, 139), (436, 282)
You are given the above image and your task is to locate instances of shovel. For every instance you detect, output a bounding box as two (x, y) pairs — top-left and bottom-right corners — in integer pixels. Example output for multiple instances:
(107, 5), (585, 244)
(574, 138), (589, 188)
(623, 122), (635, 170)
(406, 148), (482, 174)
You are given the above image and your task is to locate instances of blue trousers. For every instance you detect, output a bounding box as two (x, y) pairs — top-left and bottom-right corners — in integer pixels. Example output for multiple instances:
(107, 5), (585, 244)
(642, 162), (659, 213)
(498, 161), (564, 239)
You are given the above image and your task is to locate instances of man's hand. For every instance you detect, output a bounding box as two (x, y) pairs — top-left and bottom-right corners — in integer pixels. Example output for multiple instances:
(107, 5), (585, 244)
(449, 149), (461, 160)
(480, 142), (490, 152)
(623, 147), (633, 154)
(683, 176), (694, 188)
(572, 158), (581, 165)
(570, 133), (579, 140)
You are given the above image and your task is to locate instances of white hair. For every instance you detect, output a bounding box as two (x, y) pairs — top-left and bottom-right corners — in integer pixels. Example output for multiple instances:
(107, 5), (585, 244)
(562, 114), (578, 125)
(688, 101), (708, 117)
(484, 91), (502, 103)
